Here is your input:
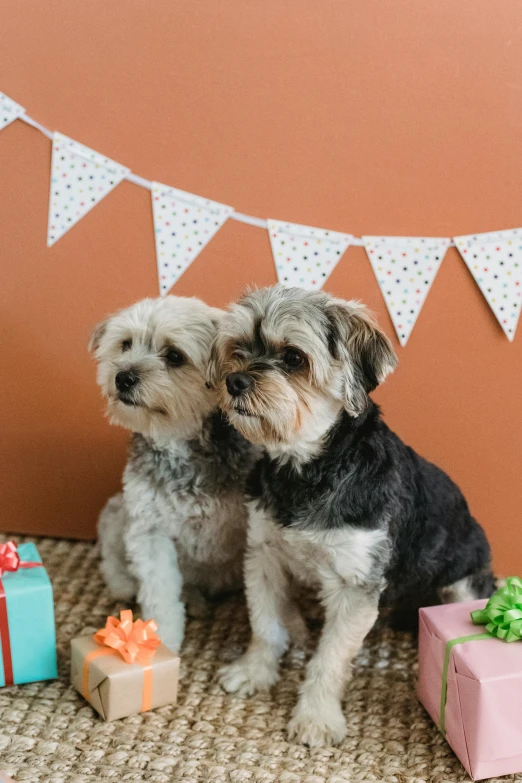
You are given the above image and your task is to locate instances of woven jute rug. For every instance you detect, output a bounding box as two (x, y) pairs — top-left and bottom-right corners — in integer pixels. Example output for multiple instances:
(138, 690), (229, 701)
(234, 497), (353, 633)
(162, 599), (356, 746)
(0, 536), (515, 783)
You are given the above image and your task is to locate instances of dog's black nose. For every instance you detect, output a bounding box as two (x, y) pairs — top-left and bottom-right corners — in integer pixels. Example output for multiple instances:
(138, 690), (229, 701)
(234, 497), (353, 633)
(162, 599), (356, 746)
(226, 372), (253, 397)
(115, 370), (139, 393)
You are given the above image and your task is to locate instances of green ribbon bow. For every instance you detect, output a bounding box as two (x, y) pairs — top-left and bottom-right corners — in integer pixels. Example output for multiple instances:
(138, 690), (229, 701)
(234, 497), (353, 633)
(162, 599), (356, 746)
(470, 577), (522, 642)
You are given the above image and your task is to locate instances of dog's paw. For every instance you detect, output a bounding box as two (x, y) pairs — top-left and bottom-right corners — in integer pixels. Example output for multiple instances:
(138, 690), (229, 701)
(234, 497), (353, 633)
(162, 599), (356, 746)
(153, 613), (185, 654)
(159, 627), (183, 654)
(287, 702), (347, 747)
(219, 656), (279, 697)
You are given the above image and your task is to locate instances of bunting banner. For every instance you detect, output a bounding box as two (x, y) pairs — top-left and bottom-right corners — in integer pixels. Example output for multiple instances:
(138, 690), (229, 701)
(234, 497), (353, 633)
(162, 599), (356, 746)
(363, 236), (451, 346)
(0, 92), (24, 131)
(454, 229), (522, 341)
(47, 132), (129, 246)
(268, 219), (352, 290)
(151, 182), (233, 296)
(0, 91), (521, 343)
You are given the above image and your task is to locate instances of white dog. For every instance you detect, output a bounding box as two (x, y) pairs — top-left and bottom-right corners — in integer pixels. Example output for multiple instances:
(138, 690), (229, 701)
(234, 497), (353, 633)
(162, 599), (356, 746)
(90, 296), (258, 652)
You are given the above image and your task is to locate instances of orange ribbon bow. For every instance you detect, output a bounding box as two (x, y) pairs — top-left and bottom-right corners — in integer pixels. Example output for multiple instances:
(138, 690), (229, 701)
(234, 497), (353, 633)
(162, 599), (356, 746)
(82, 610), (161, 713)
(93, 610), (161, 664)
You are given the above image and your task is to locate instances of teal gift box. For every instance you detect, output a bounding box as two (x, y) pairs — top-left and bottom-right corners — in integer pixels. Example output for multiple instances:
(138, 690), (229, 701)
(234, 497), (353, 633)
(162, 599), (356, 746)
(0, 542), (58, 687)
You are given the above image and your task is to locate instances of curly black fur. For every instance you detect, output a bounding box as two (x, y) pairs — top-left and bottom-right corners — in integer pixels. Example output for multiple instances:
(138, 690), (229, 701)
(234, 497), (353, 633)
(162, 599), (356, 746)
(247, 402), (495, 626)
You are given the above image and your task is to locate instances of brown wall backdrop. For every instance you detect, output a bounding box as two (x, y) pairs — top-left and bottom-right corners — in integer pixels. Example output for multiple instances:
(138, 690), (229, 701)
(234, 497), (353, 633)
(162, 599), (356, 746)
(1, 0), (521, 574)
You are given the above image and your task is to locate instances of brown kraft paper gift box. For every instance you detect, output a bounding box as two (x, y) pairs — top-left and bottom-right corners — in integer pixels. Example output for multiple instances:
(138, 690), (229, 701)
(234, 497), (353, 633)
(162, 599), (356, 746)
(71, 632), (180, 721)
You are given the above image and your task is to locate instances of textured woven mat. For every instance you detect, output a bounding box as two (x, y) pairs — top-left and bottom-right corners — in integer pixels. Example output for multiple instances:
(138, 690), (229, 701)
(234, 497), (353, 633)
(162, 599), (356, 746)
(0, 536), (515, 783)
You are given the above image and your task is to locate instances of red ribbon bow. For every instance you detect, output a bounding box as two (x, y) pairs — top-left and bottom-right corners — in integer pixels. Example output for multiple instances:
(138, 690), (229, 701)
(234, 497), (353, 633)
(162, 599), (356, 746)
(0, 542), (20, 577)
(0, 541), (42, 577)
(93, 610), (161, 664)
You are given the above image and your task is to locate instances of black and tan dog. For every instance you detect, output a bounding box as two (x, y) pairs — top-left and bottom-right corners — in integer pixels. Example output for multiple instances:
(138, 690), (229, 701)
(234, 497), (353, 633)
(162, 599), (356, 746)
(209, 284), (494, 747)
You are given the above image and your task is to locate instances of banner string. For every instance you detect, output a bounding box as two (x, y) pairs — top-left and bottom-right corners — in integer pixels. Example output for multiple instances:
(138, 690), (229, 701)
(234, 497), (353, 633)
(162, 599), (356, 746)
(20, 113), (53, 140)
(17, 112), (454, 247)
(9, 98), (520, 342)
(125, 171), (153, 191)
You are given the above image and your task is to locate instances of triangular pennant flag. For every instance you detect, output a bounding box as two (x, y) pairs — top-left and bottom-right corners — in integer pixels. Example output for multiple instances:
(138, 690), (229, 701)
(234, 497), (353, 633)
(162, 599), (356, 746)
(0, 92), (25, 130)
(47, 132), (129, 246)
(454, 229), (522, 341)
(268, 219), (352, 290)
(363, 236), (450, 346)
(152, 182), (234, 295)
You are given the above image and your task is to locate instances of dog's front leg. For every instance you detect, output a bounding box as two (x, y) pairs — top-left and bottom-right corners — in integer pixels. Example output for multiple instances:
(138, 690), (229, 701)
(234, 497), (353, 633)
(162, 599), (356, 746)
(125, 523), (185, 653)
(219, 542), (297, 695)
(288, 582), (379, 747)
(219, 506), (306, 696)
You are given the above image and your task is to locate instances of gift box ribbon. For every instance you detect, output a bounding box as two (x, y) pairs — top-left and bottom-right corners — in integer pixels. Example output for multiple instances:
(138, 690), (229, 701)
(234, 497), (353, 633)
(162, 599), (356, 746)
(470, 576), (522, 641)
(0, 541), (43, 687)
(83, 610), (161, 713)
(439, 577), (522, 735)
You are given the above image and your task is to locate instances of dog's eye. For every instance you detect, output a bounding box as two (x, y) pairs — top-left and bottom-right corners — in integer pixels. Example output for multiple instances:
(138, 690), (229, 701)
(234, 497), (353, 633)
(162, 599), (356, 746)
(121, 339), (132, 352)
(282, 347), (304, 368)
(165, 348), (185, 367)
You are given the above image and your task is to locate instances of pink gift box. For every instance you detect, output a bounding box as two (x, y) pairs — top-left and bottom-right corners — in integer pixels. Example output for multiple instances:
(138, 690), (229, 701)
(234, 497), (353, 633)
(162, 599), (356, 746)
(417, 600), (522, 780)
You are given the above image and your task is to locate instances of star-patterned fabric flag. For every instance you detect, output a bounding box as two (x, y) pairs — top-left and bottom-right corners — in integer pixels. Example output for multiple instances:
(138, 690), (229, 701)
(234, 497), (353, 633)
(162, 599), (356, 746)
(268, 219), (352, 290)
(363, 236), (451, 346)
(152, 182), (234, 295)
(47, 132), (129, 246)
(0, 92), (25, 130)
(454, 229), (522, 341)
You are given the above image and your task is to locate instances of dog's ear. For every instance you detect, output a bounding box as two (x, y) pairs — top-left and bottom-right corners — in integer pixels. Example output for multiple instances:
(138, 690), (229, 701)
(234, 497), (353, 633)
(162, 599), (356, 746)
(204, 309), (226, 388)
(327, 299), (397, 416)
(88, 319), (109, 353)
